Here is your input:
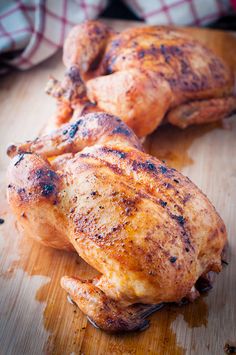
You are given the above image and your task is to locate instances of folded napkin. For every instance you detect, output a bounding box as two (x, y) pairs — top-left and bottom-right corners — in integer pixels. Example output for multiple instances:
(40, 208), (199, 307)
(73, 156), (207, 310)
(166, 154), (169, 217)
(0, 0), (231, 71)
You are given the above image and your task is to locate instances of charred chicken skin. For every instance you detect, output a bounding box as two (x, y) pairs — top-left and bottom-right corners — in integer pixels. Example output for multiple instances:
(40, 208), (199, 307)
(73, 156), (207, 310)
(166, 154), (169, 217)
(46, 21), (236, 137)
(7, 112), (226, 332)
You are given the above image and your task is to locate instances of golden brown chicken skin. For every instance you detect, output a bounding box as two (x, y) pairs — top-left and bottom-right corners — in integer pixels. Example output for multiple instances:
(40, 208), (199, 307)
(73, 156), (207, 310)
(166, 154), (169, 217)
(7, 113), (227, 332)
(46, 21), (236, 136)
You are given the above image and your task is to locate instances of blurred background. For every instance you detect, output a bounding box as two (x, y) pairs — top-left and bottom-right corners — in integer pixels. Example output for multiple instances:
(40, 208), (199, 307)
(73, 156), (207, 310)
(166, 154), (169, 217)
(0, 0), (236, 74)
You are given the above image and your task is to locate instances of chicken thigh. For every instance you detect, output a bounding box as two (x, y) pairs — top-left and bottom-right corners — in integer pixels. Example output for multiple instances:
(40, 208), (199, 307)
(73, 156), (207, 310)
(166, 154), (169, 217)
(46, 21), (236, 136)
(7, 113), (226, 332)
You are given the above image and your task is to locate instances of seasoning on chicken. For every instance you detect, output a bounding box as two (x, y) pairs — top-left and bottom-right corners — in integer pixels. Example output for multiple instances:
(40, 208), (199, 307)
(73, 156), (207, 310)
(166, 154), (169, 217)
(7, 112), (227, 332)
(46, 21), (236, 137)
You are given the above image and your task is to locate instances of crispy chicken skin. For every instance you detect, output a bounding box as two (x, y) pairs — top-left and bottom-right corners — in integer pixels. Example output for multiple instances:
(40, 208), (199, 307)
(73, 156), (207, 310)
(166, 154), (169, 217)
(46, 21), (236, 136)
(7, 112), (226, 332)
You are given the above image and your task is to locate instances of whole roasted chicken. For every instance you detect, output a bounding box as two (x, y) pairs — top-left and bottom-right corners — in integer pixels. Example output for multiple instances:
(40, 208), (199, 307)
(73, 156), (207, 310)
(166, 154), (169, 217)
(47, 21), (236, 137)
(7, 112), (226, 332)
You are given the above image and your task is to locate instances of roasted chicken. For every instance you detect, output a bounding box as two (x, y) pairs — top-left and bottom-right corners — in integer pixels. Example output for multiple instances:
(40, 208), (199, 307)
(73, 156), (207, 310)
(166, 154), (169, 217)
(7, 112), (227, 332)
(46, 21), (236, 137)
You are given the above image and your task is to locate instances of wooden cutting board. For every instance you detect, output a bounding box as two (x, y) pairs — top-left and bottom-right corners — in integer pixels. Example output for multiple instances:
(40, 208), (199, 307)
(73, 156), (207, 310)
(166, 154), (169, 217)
(0, 20), (236, 355)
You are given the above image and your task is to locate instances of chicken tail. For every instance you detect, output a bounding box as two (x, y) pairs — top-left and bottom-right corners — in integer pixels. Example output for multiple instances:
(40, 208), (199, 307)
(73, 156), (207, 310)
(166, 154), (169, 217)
(45, 66), (89, 126)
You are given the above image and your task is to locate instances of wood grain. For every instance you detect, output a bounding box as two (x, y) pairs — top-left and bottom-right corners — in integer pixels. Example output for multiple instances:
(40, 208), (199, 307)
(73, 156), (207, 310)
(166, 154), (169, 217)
(0, 20), (236, 355)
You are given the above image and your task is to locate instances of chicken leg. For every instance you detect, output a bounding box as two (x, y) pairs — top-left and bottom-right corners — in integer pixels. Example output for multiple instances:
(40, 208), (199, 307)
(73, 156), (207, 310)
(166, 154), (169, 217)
(167, 96), (236, 128)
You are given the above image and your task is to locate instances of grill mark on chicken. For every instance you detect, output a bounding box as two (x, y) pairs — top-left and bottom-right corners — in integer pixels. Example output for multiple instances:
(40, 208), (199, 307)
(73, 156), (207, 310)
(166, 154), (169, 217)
(100, 147), (127, 159)
(72, 165), (193, 254)
(67, 169), (193, 254)
(78, 149), (193, 213)
(112, 126), (131, 136)
(105, 32), (231, 96)
(71, 191), (141, 245)
(96, 147), (176, 178)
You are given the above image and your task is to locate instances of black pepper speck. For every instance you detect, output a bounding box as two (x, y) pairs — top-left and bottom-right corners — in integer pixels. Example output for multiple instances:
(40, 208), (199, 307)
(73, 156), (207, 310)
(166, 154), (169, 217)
(160, 200), (167, 207)
(69, 124), (78, 138)
(160, 166), (167, 174)
(147, 162), (157, 172)
(177, 215), (185, 225)
(41, 184), (54, 196)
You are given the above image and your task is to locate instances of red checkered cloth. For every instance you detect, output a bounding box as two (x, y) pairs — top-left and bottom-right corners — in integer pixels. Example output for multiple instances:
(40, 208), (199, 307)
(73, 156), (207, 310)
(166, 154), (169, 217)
(0, 0), (108, 71)
(0, 0), (232, 72)
(124, 0), (231, 25)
